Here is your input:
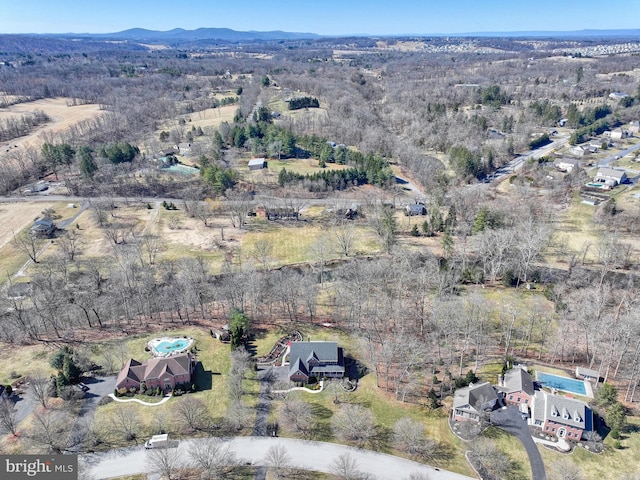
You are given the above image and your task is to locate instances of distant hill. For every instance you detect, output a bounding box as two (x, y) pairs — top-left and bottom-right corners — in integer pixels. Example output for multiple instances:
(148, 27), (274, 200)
(50, 27), (321, 43)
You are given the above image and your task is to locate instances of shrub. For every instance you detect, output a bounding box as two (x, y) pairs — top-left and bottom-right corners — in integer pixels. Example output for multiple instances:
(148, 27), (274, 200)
(98, 396), (113, 406)
(613, 439), (622, 449)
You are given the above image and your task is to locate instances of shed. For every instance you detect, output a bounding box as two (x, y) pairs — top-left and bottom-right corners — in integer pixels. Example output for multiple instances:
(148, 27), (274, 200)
(576, 367), (600, 382)
(248, 158), (267, 170)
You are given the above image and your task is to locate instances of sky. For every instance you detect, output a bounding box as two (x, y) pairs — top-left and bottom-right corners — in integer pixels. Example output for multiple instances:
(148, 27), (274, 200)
(2, 0), (640, 36)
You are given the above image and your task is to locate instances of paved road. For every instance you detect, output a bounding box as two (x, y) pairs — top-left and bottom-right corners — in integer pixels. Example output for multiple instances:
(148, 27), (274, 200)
(596, 141), (640, 168)
(82, 436), (475, 480)
(488, 135), (570, 183)
(490, 406), (546, 480)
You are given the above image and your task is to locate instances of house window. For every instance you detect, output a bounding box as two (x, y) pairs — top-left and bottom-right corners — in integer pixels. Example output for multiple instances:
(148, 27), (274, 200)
(525, 399), (529, 404)
(552, 428), (556, 432)
(517, 397), (521, 402)
(509, 395), (513, 400)
(545, 426), (549, 431)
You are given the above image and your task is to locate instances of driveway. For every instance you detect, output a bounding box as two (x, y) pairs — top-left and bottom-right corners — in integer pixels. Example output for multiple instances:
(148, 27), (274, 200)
(490, 406), (546, 480)
(68, 375), (117, 452)
(82, 436), (475, 480)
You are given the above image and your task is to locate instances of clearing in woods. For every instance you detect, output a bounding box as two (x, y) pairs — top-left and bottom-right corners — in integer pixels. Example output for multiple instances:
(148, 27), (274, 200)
(0, 97), (103, 164)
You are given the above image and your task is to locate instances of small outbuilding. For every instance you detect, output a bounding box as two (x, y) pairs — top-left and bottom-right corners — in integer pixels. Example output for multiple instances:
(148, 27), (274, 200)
(576, 367), (600, 382)
(248, 158), (267, 170)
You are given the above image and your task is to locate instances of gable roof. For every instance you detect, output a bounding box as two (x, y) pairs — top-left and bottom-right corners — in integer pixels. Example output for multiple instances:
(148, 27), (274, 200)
(290, 341), (339, 364)
(288, 341), (343, 379)
(533, 390), (590, 430)
(596, 167), (626, 181)
(502, 368), (535, 396)
(453, 382), (498, 413)
(116, 354), (193, 386)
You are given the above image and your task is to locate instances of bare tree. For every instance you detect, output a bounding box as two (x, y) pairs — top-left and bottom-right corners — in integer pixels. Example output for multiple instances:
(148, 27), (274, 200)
(330, 453), (366, 480)
(252, 239), (275, 271)
(110, 406), (141, 442)
(333, 220), (356, 257)
(27, 409), (76, 453)
(12, 230), (43, 263)
(58, 229), (84, 261)
(392, 417), (436, 460)
(332, 404), (376, 447)
(139, 234), (162, 265)
(548, 459), (585, 480)
(226, 189), (253, 229)
(279, 399), (315, 437)
(264, 444), (291, 480)
(146, 446), (184, 480)
(172, 396), (210, 433)
(0, 399), (19, 436)
(189, 437), (237, 480)
(28, 376), (53, 409)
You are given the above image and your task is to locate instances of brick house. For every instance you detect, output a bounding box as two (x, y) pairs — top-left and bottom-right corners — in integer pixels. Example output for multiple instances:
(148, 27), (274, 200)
(531, 390), (592, 441)
(116, 353), (195, 391)
(499, 367), (535, 408)
(288, 341), (345, 383)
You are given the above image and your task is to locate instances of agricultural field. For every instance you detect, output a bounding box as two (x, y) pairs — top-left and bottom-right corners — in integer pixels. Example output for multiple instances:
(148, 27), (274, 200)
(0, 97), (103, 164)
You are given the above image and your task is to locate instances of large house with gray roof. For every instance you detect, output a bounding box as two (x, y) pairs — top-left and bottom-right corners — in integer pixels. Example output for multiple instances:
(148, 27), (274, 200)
(288, 341), (345, 383)
(116, 353), (195, 391)
(452, 367), (592, 441)
(452, 382), (500, 422)
(531, 390), (592, 441)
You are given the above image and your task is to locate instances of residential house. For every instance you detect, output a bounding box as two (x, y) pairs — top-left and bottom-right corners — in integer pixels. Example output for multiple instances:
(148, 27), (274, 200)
(452, 382), (500, 422)
(530, 390), (592, 441)
(248, 158), (267, 170)
(553, 158), (580, 173)
(498, 367), (535, 409)
(569, 146), (588, 157)
(594, 167), (627, 187)
(30, 218), (55, 237)
(405, 202), (427, 216)
(160, 148), (178, 157)
(609, 92), (629, 100)
(576, 367), (600, 382)
(116, 353), (195, 391)
(176, 142), (192, 155)
(288, 341), (345, 383)
(610, 128), (627, 140)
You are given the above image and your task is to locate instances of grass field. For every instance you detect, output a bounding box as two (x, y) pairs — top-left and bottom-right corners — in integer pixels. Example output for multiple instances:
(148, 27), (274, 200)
(89, 327), (234, 448)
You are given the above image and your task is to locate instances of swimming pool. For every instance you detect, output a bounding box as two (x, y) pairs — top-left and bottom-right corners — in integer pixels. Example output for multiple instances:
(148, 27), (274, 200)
(537, 372), (587, 396)
(148, 337), (194, 357)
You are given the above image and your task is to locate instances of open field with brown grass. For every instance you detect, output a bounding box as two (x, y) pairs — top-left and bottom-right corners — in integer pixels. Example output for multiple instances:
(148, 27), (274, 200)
(0, 98), (103, 164)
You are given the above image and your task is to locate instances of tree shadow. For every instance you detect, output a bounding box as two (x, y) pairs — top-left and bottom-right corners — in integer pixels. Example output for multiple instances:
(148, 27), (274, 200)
(309, 421), (333, 441)
(309, 402), (333, 420)
(369, 425), (392, 452)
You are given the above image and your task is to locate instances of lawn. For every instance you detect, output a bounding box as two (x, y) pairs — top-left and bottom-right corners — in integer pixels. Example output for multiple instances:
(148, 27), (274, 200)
(538, 415), (640, 479)
(89, 327), (234, 448)
(252, 326), (475, 477)
(241, 221), (381, 266)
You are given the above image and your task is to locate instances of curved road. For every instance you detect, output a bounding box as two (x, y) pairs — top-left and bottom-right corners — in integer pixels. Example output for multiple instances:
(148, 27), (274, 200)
(82, 436), (475, 480)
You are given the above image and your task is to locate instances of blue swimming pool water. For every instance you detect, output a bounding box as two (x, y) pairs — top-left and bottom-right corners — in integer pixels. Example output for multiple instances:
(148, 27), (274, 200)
(537, 372), (586, 395)
(155, 339), (190, 353)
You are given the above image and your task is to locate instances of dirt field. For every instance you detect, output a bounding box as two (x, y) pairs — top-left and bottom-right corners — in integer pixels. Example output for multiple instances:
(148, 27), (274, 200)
(0, 201), (58, 250)
(0, 97), (103, 163)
